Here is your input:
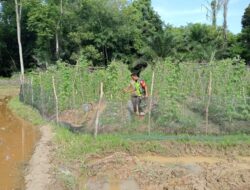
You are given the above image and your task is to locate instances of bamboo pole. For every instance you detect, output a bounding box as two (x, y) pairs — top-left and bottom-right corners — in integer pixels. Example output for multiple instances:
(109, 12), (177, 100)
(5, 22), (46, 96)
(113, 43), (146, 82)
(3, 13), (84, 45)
(31, 77), (34, 106)
(148, 71), (155, 136)
(205, 71), (212, 135)
(243, 87), (247, 105)
(52, 76), (59, 123)
(72, 64), (79, 109)
(94, 82), (104, 138)
(39, 73), (45, 117)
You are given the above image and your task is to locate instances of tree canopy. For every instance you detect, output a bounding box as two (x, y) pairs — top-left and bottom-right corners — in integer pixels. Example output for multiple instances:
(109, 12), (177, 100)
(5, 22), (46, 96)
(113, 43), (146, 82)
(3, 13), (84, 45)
(240, 3), (250, 64)
(0, 0), (249, 76)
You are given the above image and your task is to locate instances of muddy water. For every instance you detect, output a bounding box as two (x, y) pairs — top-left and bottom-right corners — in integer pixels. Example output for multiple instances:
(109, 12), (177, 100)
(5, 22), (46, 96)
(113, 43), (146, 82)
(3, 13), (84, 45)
(139, 155), (226, 164)
(0, 97), (39, 190)
(81, 176), (140, 190)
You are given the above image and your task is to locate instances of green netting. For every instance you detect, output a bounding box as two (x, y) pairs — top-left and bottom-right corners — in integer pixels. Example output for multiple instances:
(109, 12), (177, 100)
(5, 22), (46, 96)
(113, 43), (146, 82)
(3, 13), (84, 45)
(20, 59), (250, 135)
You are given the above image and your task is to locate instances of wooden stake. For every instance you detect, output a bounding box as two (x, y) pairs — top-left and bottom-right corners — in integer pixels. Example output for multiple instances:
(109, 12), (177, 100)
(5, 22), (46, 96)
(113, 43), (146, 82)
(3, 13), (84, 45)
(31, 77), (34, 106)
(52, 76), (59, 123)
(72, 64), (79, 109)
(242, 87), (247, 105)
(39, 73), (44, 117)
(94, 82), (104, 138)
(148, 71), (155, 136)
(205, 71), (212, 135)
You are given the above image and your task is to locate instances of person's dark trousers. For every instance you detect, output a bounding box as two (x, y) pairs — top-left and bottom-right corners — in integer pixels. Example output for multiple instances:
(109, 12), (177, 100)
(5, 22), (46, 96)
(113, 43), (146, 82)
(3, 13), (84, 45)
(131, 95), (142, 113)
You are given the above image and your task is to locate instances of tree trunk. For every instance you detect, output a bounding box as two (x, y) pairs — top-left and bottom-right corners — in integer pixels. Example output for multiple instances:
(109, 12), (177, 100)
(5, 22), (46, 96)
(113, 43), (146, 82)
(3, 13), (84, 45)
(223, 0), (229, 43)
(55, 29), (59, 59)
(60, 0), (63, 15)
(15, 0), (24, 83)
(55, 0), (63, 60)
(105, 46), (108, 63)
(211, 0), (217, 27)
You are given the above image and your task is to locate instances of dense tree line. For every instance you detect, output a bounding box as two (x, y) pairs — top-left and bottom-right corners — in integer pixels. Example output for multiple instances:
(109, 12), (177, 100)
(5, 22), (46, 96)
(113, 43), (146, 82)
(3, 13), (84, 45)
(0, 0), (249, 77)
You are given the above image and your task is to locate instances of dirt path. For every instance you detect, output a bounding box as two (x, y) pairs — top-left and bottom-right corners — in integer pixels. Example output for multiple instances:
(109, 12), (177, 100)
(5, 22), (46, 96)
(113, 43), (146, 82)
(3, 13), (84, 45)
(25, 125), (53, 190)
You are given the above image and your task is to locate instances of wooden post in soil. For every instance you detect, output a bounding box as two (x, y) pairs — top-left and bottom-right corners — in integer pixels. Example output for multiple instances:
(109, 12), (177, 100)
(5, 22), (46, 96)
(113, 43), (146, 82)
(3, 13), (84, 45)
(148, 71), (155, 136)
(242, 87), (247, 105)
(52, 76), (59, 123)
(94, 82), (104, 138)
(72, 64), (79, 110)
(205, 71), (212, 135)
(31, 77), (34, 106)
(39, 73), (45, 117)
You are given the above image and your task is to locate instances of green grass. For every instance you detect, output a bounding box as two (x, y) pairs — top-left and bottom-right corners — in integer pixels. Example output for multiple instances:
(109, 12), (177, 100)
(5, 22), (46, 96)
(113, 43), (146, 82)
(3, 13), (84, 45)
(122, 133), (250, 145)
(8, 96), (46, 126)
(54, 126), (250, 161)
(0, 86), (19, 97)
(54, 127), (166, 161)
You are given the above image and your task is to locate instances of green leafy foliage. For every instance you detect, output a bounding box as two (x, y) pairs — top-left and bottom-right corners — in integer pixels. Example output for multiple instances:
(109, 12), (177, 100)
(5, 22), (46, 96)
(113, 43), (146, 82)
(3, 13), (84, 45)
(22, 58), (131, 114)
(240, 4), (250, 63)
(141, 58), (250, 132)
(1, 0), (250, 76)
(21, 57), (250, 134)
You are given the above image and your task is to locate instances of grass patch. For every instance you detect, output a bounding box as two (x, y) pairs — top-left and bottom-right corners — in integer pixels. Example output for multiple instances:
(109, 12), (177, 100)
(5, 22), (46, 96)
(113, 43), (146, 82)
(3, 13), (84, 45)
(8, 96), (45, 126)
(123, 133), (250, 145)
(54, 126), (250, 161)
(54, 127), (165, 161)
(0, 86), (19, 97)
(0, 75), (20, 96)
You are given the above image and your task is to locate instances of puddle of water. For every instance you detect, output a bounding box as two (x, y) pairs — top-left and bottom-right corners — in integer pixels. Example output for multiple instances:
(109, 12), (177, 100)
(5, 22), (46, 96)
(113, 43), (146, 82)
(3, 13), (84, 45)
(238, 156), (250, 162)
(0, 98), (39, 190)
(139, 155), (225, 164)
(79, 176), (139, 190)
(109, 178), (120, 190)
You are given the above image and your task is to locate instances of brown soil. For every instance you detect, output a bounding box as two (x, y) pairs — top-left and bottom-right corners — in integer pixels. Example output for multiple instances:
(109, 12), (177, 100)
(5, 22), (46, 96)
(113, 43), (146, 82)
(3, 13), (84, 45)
(79, 152), (250, 190)
(48, 142), (250, 190)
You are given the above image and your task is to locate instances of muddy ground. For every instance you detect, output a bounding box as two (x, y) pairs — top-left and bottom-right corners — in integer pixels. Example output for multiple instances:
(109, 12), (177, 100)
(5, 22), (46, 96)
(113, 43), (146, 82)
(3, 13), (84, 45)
(1, 78), (249, 190)
(0, 79), (53, 190)
(49, 143), (250, 190)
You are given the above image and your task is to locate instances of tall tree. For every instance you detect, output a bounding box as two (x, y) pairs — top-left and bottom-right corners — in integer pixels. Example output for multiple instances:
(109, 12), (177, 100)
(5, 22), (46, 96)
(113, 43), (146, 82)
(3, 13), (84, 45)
(49, 0), (63, 59)
(203, 0), (221, 27)
(222, 0), (229, 42)
(241, 4), (250, 64)
(211, 0), (222, 27)
(15, 0), (24, 82)
(26, 0), (60, 66)
(131, 0), (163, 59)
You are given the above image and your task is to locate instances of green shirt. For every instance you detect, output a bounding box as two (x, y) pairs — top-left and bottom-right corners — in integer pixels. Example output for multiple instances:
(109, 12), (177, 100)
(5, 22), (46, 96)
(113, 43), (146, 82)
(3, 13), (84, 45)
(130, 80), (142, 96)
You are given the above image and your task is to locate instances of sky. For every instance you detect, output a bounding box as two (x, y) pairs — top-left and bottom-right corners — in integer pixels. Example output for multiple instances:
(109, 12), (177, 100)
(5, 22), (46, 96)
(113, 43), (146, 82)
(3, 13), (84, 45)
(152, 0), (250, 34)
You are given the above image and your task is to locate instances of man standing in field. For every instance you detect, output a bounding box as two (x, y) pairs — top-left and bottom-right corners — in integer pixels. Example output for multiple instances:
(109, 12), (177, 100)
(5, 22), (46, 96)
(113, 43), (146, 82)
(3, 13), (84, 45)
(124, 73), (148, 116)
